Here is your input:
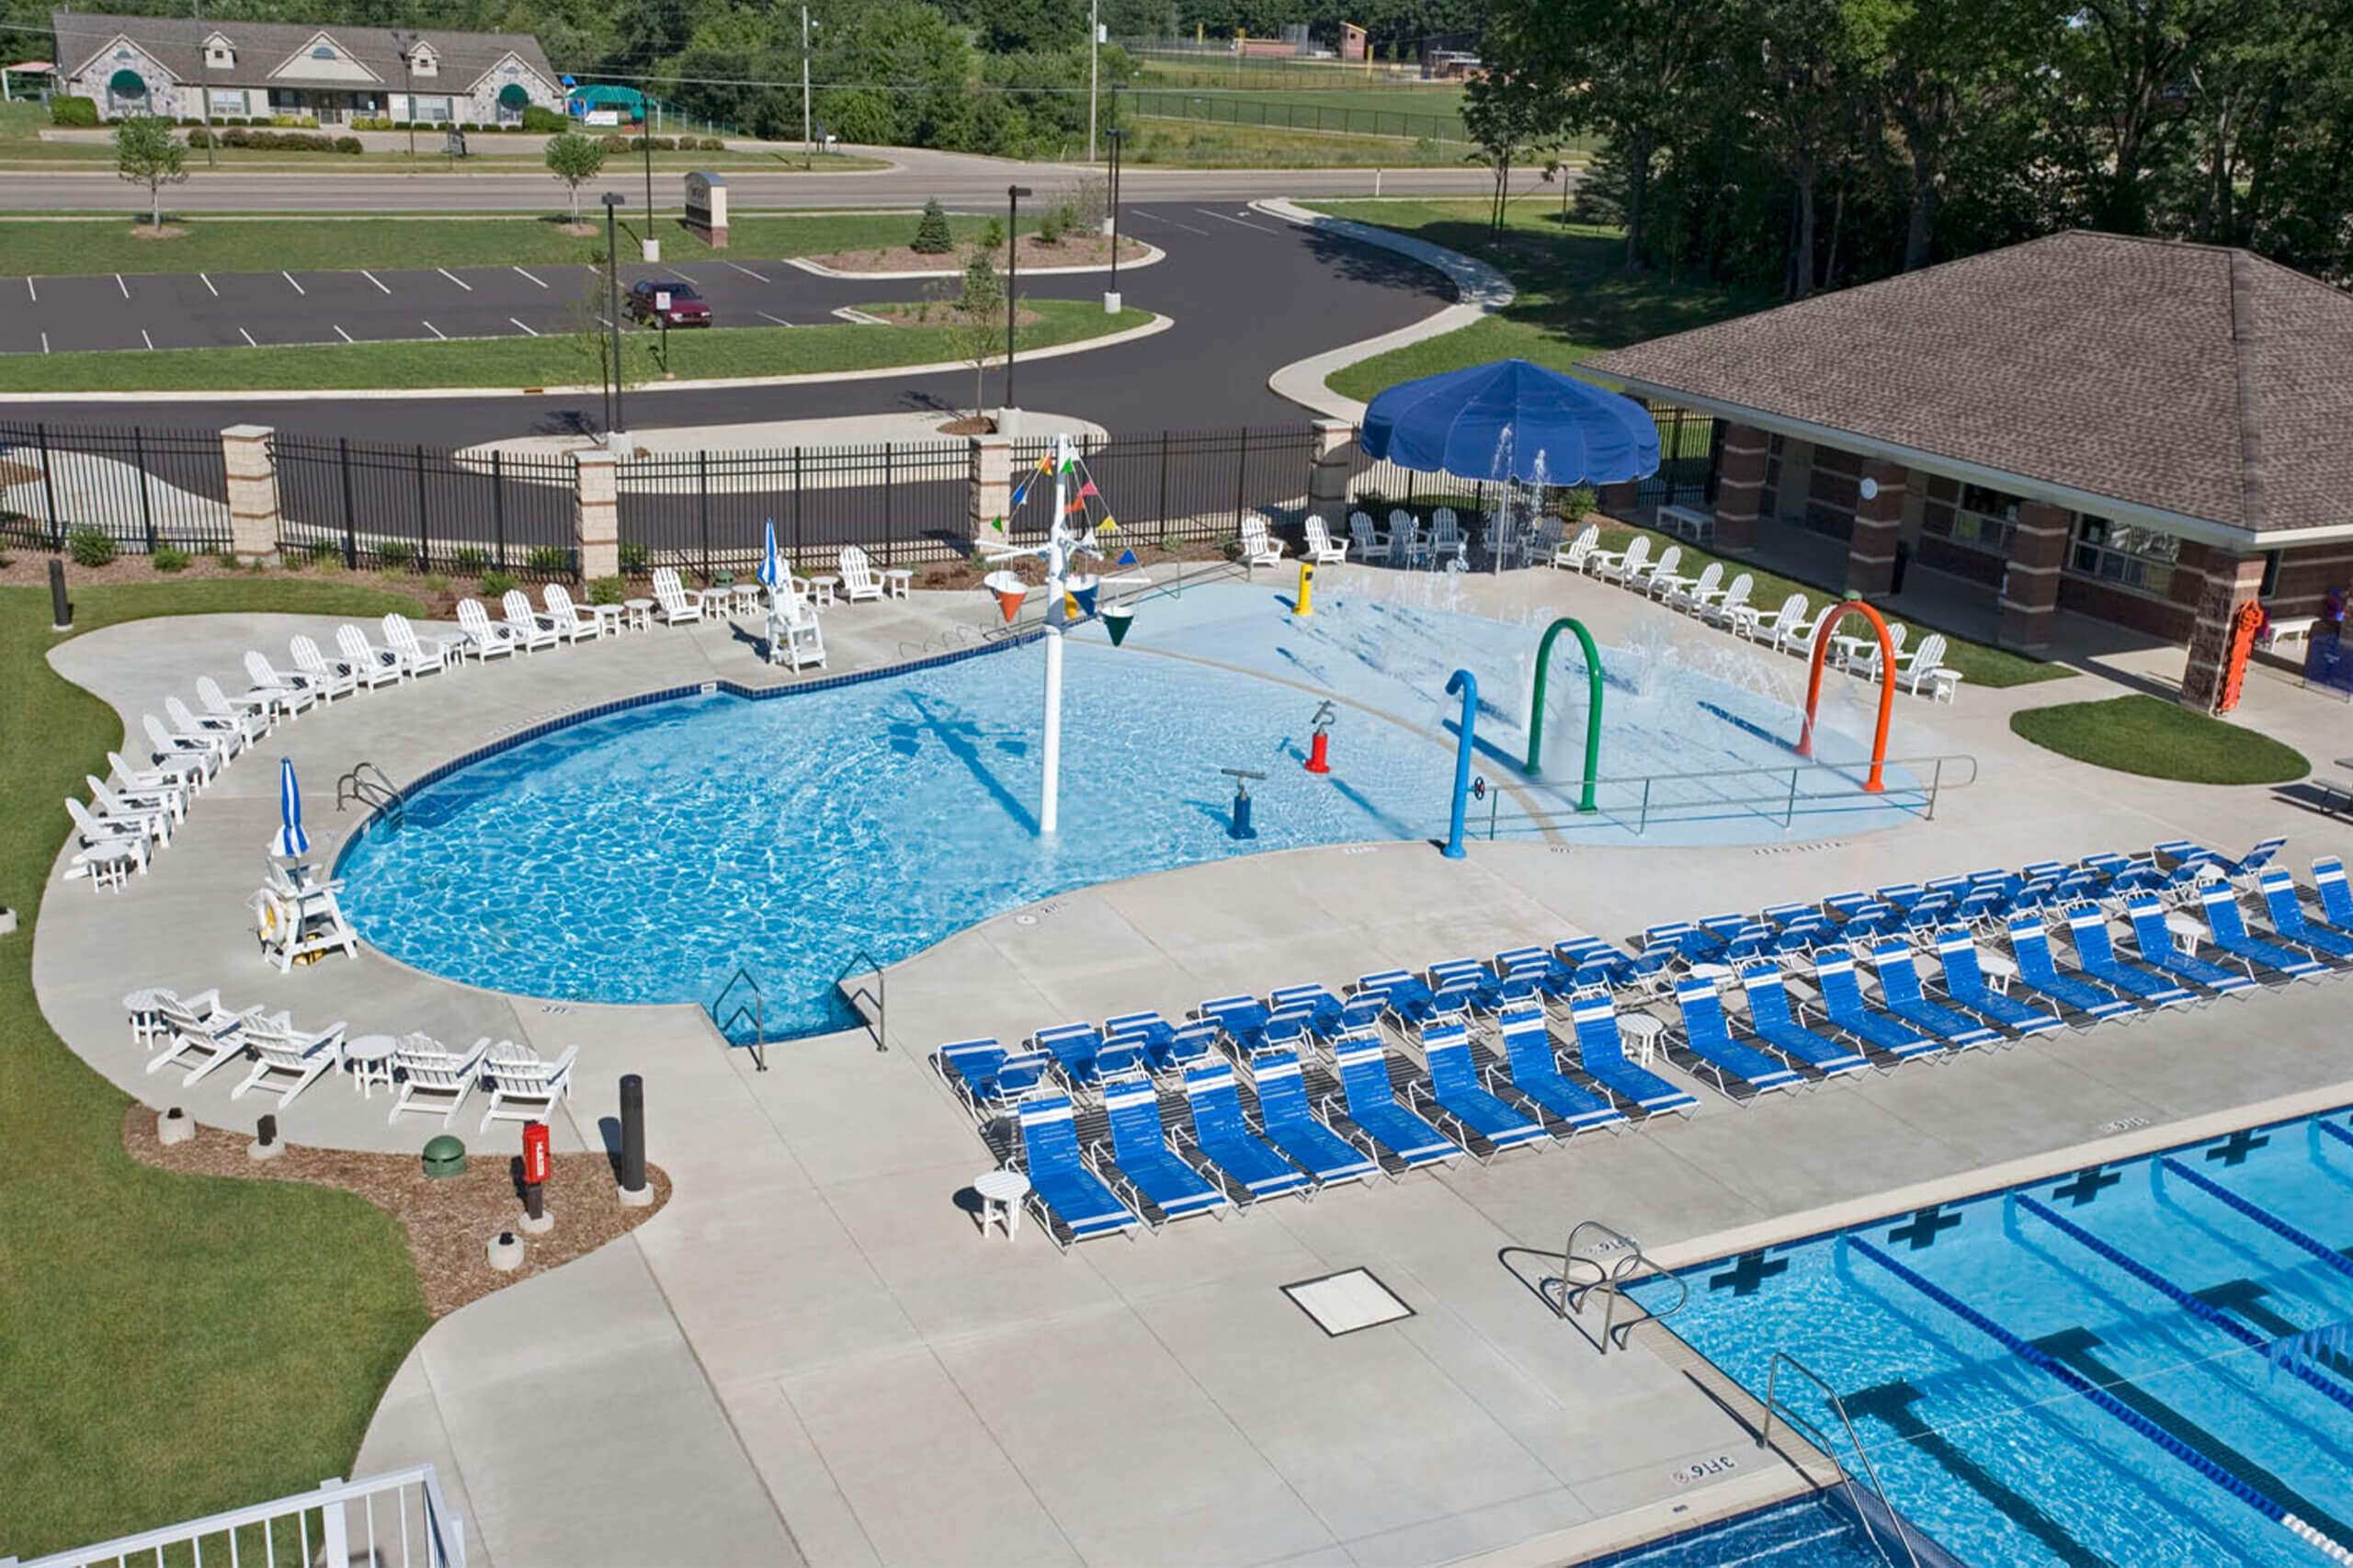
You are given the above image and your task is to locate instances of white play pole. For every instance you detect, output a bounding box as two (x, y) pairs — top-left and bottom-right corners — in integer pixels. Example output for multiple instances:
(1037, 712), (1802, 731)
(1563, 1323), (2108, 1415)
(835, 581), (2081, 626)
(1039, 434), (1072, 835)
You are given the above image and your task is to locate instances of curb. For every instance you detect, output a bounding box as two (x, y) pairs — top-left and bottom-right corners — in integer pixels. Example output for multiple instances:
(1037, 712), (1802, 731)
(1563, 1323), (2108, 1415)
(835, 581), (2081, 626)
(0, 312), (1176, 404)
(782, 240), (1165, 280)
(1250, 198), (1514, 422)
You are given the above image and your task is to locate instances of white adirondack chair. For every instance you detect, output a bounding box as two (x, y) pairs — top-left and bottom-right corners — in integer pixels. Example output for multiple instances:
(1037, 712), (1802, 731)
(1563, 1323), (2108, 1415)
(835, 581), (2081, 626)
(381, 613), (457, 676)
(1302, 515), (1347, 565)
(150, 990), (258, 1085)
(501, 589), (562, 653)
(1666, 561), (1722, 613)
(1552, 521), (1599, 572)
(1430, 507), (1466, 568)
(1736, 591), (1805, 643)
(1639, 544), (1688, 599)
(541, 584), (603, 643)
(1593, 533), (1650, 585)
(1849, 623), (1910, 676)
(1701, 573), (1754, 627)
(290, 633), (360, 699)
(231, 1012), (347, 1107)
(336, 622), (405, 689)
(1895, 632), (1961, 701)
(455, 598), (522, 657)
(651, 566), (706, 625)
(141, 712), (225, 781)
(165, 694), (252, 759)
(1239, 516), (1287, 568)
(479, 1042), (579, 1132)
(244, 649), (320, 714)
(387, 1035), (488, 1127)
(837, 545), (887, 603)
(1347, 509), (1388, 561)
(196, 674), (276, 738)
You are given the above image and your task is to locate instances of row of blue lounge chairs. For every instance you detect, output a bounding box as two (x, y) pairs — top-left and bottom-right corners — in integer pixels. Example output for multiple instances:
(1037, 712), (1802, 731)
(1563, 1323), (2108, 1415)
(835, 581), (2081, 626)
(944, 845), (2353, 1244)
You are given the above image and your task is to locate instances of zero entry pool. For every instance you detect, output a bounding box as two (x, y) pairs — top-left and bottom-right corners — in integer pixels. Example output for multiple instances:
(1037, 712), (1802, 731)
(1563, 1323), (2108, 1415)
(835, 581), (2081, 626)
(336, 583), (1926, 1035)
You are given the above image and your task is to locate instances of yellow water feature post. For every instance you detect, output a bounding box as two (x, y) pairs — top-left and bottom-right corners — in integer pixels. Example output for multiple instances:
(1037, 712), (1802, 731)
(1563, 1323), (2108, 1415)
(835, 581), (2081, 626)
(1295, 559), (1315, 616)
(1524, 617), (1604, 812)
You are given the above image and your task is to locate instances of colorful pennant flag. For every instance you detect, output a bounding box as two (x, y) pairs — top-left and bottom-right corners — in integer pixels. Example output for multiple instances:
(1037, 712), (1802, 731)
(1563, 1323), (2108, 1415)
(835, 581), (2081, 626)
(1035, 456), (1055, 475)
(1097, 514), (1119, 533)
(1116, 547), (1139, 568)
(1010, 481), (1030, 507)
(1064, 496), (1086, 515)
(1078, 480), (1099, 499)
(990, 514), (1006, 534)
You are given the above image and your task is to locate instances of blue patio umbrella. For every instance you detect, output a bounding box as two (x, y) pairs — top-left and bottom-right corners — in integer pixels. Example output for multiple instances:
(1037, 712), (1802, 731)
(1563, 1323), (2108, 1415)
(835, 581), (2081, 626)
(757, 517), (781, 591)
(1360, 358), (1660, 485)
(274, 756), (310, 858)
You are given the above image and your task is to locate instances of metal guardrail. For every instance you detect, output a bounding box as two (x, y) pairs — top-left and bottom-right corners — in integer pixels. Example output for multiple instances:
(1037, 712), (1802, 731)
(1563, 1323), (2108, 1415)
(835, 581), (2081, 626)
(1469, 752), (1980, 841)
(335, 759), (406, 831)
(1557, 1219), (1686, 1354)
(6, 1465), (464, 1568)
(1758, 1352), (1925, 1568)
(835, 949), (887, 1053)
(710, 966), (768, 1071)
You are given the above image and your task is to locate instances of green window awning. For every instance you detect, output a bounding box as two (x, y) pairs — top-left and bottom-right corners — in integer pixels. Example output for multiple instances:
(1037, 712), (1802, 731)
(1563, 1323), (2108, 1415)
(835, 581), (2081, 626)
(497, 82), (529, 107)
(108, 67), (145, 97)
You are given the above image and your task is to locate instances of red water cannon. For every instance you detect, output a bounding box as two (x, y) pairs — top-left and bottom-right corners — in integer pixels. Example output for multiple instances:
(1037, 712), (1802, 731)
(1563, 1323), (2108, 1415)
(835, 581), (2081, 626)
(1305, 699), (1336, 775)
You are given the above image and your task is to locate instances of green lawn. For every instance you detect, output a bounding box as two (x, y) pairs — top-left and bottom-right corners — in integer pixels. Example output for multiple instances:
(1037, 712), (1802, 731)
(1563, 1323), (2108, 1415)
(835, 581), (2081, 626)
(0, 210), (1011, 278)
(1119, 119), (1468, 166)
(2010, 695), (2311, 783)
(1123, 81), (1472, 141)
(0, 580), (434, 1559)
(0, 301), (1151, 392)
(1306, 201), (1768, 400)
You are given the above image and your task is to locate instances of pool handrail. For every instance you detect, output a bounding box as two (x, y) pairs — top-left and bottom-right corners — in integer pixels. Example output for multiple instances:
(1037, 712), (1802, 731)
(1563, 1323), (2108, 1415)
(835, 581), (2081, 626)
(1757, 1350), (1927, 1568)
(1461, 751), (1980, 841)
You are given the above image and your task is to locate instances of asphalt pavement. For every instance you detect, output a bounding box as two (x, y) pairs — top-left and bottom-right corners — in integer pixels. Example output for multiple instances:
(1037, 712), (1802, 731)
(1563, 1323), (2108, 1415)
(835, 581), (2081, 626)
(0, 200), (1456, 440)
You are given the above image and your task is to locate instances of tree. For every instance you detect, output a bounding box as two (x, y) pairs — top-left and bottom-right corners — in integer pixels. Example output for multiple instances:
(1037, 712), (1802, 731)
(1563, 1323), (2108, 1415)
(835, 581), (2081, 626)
(911, 197), (956, 253)
(1461, 63), (1570, 236)
(113, 116), (186, 231)
(933, 245), (1007, 420)
(545, 131), (607, 225)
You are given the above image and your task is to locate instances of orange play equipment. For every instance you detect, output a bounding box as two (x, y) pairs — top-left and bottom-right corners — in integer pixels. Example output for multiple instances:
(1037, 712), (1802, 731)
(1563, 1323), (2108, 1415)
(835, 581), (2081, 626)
(1795, 599), (1895, 792)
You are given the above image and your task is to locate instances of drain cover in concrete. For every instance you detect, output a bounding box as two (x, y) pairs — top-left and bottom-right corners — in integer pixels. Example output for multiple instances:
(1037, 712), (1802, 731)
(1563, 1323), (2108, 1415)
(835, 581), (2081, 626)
(1283, 1268), (1414, 1336)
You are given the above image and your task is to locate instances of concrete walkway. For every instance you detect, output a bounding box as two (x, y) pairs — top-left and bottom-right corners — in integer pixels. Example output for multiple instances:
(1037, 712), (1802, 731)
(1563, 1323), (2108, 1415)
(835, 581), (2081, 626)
(35, 561), (2353, 1566)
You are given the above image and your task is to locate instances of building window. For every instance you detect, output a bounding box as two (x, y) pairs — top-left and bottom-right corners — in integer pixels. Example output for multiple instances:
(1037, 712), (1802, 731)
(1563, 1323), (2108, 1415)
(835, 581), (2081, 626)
(415, 96), (453, 122)
(312, 45), (337, 60)
(411, 48), (438, 76)
(2069, 516), (2179, 597)
(1920, 481), (2019, 554)
(2260, 549), (2282, 598)
(208, 87), (245, 116)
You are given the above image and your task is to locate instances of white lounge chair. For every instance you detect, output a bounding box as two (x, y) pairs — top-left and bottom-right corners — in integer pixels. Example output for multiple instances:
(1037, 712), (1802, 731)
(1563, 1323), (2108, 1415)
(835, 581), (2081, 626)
(150, 989), (258, 1085)
(290, 633), (360, 699)
(244, 649), (319, 715)
(66, 797), (158, 869)
(1552, 521), (1599, 572)
(1665, 561), (1722, 614)
(85, 776), (177, 836)
(1515, 517), (1563, 571)
(1592, 534), (1650, 585)
(1847, 623), (1909, 676)
(1701, 573), (1754, 627)
(837, 546), (887, 604)
(1386, 511), (1430, 568)
(165, 694), (251, 759)
(497, 589), (562, 653)
(336, 622), (405, 690)
(105, 752), (193, 818)
(1238, 517), (1288, 569)
(1302, 515), (1347, 565)
(1895, 633), (1962, 701)
(1639, 544), (1688, 599)
(1735, 591), (1805, 644)
(1429, 508), (1466, 569)
(1347, 509), (1388, 562)
(766, 588), (826, 670)
(541, 585), (603, 643)
(1781, 602), (1841, 657)
(232, 1011), (347, 1107)
(650, 566), (706, 625)
(387, 1035), (488, 1127)
(479, 1042), (579, 1132)
(381, 613), (457, 677)
(196, 674), (275, 739)
(141, 712), (228, 779)
(456, 598), (522, 658)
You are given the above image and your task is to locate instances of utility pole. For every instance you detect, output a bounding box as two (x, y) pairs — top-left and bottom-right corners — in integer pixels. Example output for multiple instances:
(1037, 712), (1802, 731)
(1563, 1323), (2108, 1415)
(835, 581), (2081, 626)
(1005, 184), (1031, 410)
(641, 108), (655, 260)
(602, 192), (627, 437)
(1086, 0), (1098, 163)
(397, 31), (415, 160)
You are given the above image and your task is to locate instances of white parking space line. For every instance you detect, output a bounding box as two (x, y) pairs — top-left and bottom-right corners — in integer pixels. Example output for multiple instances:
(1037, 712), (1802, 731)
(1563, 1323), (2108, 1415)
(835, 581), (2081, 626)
(439, 268), (474, 291)
(362, 269), (391, 295)
(1130, 210), (1206, 235)
(512, 266), (549, 289)
(1193, 207), (1271, 231)
(725, 262), (767, 280)
(23, 278), (34, 302)
(40, 331), (49, 353)
(116, 273), (130, 298)
(239, 326), (256, 347)
(756, 310), (793, 326)
(282, 271), (306, 295)
(666, 267), (703, 285)
(334, 324), (354, 343)
(200, 272), (218, 297)
(423, 320), (447, 339)
(141, 328), (153, 349)
(509, 317), (539, 336)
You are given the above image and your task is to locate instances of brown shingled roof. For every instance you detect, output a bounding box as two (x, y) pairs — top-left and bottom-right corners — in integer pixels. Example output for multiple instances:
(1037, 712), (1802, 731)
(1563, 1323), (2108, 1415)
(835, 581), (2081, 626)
(1583, 231), (2353, 538)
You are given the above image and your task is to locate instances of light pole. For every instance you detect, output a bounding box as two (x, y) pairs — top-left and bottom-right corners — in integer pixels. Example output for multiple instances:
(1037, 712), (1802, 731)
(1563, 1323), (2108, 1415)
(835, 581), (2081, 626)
(397, 31), (415, 160)
(1103, 127), (1122, 313)
(1086, 0), (1098, 164)
(641, 103), (656, 260)
(602, 191), (627, 437)
(1005, 183), (1031, 412)
(801, 6), (813, 170)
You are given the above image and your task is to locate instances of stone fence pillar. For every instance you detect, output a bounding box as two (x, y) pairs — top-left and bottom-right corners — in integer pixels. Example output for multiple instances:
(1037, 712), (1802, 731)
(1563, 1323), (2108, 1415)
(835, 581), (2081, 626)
(968, 434), (1012, 553)
(222, 424), (279, 563)
(2180, 548), (2267, 710)
(574, 449), (619, 581)
(1307, 419), (1355, 530)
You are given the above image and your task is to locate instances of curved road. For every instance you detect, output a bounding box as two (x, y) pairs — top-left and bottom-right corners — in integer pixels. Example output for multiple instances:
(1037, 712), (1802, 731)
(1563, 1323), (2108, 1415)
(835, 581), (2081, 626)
(0, 201), (1460, 441)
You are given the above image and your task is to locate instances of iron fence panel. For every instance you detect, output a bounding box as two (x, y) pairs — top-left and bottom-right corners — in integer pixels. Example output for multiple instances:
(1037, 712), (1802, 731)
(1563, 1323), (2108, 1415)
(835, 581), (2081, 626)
(272, 437), (575, 574)
(0, 420), (230, 554)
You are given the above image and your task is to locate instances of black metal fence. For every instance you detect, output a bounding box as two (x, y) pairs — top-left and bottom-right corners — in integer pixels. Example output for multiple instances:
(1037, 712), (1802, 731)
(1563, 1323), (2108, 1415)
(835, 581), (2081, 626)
(0, 420), (232, 554)
(1345, 404), (1718, 521)
(1010, 426), (1317, 548)
(1123, 88), (1461, 143)
(272, 436), (577, 575)
(615, 440), (972, 576)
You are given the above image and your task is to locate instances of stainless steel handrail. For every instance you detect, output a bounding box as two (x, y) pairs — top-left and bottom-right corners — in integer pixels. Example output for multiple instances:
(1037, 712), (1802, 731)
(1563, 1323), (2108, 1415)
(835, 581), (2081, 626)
(709, 967), (767, 1071)
(1558, 1220), (1688, 1354)
(1475, 752), (1981, 839)
(1759, 1350), (1924, 1568)
(833, 948), (887, 1053)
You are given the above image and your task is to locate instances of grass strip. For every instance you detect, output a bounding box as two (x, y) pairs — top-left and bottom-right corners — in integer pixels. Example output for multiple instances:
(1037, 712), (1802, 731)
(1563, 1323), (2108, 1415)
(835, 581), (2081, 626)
(0, 579), (434, 1559)
(2009, 695), (2310, 783)
(0, 301), (1151, 393)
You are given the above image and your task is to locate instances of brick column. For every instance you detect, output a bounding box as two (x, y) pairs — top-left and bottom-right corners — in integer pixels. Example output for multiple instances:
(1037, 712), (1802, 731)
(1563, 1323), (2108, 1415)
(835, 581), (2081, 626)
(2180, 547), (2267, 711)
(1843, 459), (1909, 596)
(1307, 418), (1355, 532)
(1598, 395), (1645, 515)
(967, 434), (1011, 553)
(1995, 501), (2071, 650)
(574, 449), (619, 581)
(222, 424), (279, 563)
(1710, 423), (1768, 551)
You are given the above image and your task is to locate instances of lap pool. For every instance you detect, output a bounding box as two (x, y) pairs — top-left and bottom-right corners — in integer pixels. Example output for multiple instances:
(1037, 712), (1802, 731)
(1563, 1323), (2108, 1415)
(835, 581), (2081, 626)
(336, 583), (1924, 1035)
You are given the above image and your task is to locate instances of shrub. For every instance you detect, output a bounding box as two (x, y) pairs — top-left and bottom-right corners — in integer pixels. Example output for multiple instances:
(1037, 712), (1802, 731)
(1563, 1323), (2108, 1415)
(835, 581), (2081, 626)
(700, 136), (725, 151)
(422, 572), (449, 593)
(350, 116), (393, 131)
(151, 544), (190, 573)
(911, 198), (954, 254)
(522, 103), (567, 133)
(524, 544), (570, 574)
(479, 569), (518, 597)
(451, 545), (489, 574)
(601, 133), (631, 153)
(51, 96), (99, 128)
(333, 135), (363, 155)
(618, 541), (650, 573)
(305, 540), (343, 567)
(980, 217), (1005, 252)
(376, 541), (415, 571)
(1560, 485), (1598, 522)
(586, 574), (626, 605)
(1036, 209), (1063, 244)
(212, 550), (239, 568)
(67, 526), (117, 566)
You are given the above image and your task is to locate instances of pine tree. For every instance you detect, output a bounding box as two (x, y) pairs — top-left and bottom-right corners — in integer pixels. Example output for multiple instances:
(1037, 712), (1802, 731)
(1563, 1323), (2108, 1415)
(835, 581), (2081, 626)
(911, 198), (955, 254)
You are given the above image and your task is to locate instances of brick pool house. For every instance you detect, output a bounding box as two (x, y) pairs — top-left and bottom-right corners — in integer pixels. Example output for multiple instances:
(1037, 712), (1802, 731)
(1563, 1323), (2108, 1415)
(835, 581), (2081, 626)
(1584, 231), (2353, 709)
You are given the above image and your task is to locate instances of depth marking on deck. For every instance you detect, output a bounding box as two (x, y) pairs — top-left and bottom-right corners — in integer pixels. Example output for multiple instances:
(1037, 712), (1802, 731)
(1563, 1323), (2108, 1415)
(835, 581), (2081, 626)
(422, 319), (446, 339)
(508, 317), (539, 336)
(512, 266), (549, 288)
(281, 271), (306, 295)
(239, 326), (257, 346)
(115, 272), (130, 297)
(199, 273), (218, 297)
(362, 269), (391, 294)
(438, 268), (473, 291)
(334, 324), (355, 343)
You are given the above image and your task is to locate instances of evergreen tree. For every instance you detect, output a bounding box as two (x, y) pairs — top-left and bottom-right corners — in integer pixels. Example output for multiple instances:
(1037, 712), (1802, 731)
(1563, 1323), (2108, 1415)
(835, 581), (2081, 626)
(912, 198), (956, 253)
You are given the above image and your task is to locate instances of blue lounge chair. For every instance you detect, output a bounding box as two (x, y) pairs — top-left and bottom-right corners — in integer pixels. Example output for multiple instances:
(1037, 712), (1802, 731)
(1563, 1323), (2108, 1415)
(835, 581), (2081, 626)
(1735, 966), (1867, 1076)
(1428, 958), (1547, 1013)
(936, 1039), (1054, 1112)
(2197, 884), (2326, 980)
(1199, 994), (1313, 1052)
(1098, 1079), (1229, 1223)
(2003, 915), (2140, 1022)
(1104, 1011), (1220, 1075)
(1491, 1007), (1625, 1131)
(1273, 984), (1386, 1043)
(1032, 1022), (1110, 1085)
(2121, 896), (2256, 994)
(1245, 1051), (1381, 1187)
(1014, 1096), (1139, 1244)
(1566, 992), (1701, 1114)
(1175, 1063), (1313, 1201)
(1356, 969), (1473, 1026)
(2210, 835), (2289, 883)
(1930, 929), (2063, 1038)
(2316, 857), (2353, 929)
(1669, 980), (1802, 1096)
(1812, 953), (1943, 1062)
(1409, 1020), (1547, 1157)
(2256, 870), (2353, 962)
(1868, 941), (2002, 1047)
(1329, 1038), (1463, 1166)
(2063, 907), (2196, 1007)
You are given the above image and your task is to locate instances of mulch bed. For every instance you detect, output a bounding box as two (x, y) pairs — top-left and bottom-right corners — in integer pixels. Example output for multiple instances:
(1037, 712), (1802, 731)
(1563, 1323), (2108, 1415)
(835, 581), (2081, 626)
(125, 1108), (673, 1319)
(810, 233), (1149, 273)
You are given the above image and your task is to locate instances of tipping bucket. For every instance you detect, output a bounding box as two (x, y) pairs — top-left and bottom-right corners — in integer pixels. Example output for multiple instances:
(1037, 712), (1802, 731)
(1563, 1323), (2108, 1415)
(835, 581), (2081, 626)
(983, 571), (1029, 625)
(1103, 602), (1134, 646)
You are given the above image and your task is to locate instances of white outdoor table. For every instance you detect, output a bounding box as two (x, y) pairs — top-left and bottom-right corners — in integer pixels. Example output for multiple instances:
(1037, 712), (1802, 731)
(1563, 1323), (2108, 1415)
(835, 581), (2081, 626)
(810, 575), (840, 607)
(976, 1168), (1030, 1240)
(882, 568), (915, 599)
(123, 987), (172, 1051)
(726, 583), (761, 616)
(1618, 1013), (1666, 1066)
(622, 598), (655, 632)
(585, 602), (628, 638)
(2164, 911), (2208, 956)
(1977, 949), (2019, 993)
(1830, 632), (1877, 670)
(343, 1033), (398, 1100)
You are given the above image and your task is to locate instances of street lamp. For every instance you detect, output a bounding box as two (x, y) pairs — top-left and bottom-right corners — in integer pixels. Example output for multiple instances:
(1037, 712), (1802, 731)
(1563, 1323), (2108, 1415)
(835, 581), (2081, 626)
(396, 30), (416, 160)
(641, 102), (657, 261)
(601, 191), (627, 437)
(1005, 184), (1032, 413)
(1104, 126), (1122, 313)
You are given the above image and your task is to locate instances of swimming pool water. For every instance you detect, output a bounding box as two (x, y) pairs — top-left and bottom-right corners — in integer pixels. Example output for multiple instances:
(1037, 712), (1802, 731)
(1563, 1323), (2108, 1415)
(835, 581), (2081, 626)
(1631, 1109), (2353, 1568)
(1579, 1497), (1891, 1567)
(337, 585), (1921, 1034)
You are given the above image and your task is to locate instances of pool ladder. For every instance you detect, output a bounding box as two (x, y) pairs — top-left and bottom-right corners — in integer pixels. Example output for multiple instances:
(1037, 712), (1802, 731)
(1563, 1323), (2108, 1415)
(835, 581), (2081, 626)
(335, 761), (406, 831)
(1758, 1352), (1926, 1568)
(710, 968), (768, 1071)
(1557, 1219), (1686, 1354)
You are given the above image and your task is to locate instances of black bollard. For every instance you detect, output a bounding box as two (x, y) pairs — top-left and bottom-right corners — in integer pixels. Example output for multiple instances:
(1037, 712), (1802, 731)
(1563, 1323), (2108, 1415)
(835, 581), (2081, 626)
(256, 1113), (278, 1147)
(48, 558), (71, 631)
(619, 1074), (646, 1197)
(524, 1181), (545, 1221)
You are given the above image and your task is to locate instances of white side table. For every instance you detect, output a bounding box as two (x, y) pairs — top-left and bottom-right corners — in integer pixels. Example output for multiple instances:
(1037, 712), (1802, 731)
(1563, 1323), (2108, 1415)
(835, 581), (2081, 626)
(623, 598), (655, 633)
(75, 844), (139, 893)
(2164, 911), (2208, 957)
(344, 1033), (398, 1100)
(1977, 949), (2018, 994)
(585, 602), (628, 638)
(810, 575), (840, 608)
(124, 987), (175, 1051)
(975, 1168), (1031, 1240)
(727, 583), (762, 616)
(882, 568), (915, 599)
(1618, 1014), (1665, 1066)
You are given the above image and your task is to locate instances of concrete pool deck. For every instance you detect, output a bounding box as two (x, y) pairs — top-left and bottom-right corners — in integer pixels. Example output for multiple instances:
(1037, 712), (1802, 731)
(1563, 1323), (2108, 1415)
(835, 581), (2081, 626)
(32, 561), (2353, 1566)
